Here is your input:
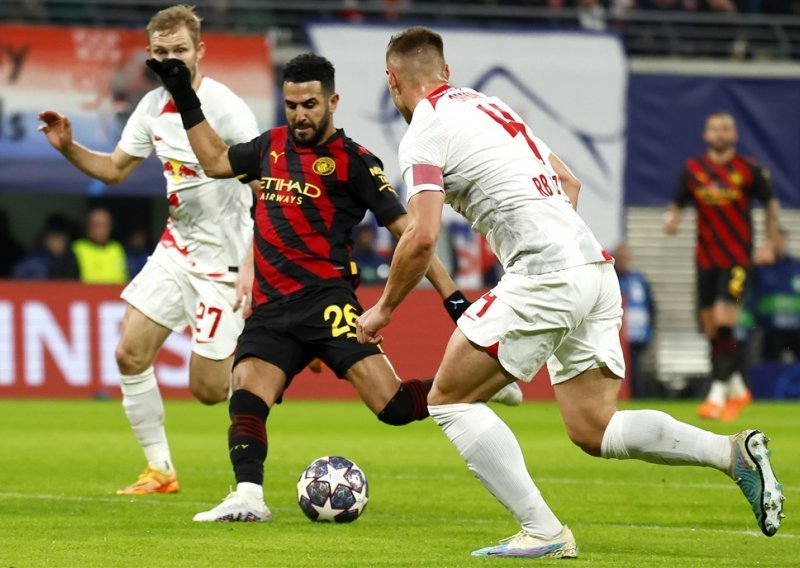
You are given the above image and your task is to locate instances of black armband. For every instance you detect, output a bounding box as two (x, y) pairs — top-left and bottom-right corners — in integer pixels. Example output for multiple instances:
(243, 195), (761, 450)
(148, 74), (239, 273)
(443, 290), (471, 324)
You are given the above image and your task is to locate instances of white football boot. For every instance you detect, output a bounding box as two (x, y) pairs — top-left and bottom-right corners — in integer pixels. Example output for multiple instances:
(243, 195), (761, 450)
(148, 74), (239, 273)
(193, 491), (272, 522)
(471, 525), (578, 558)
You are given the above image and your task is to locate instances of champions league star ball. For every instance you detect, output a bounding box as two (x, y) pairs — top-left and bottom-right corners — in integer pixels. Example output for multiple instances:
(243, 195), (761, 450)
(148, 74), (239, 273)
(297, 456), (369, 523)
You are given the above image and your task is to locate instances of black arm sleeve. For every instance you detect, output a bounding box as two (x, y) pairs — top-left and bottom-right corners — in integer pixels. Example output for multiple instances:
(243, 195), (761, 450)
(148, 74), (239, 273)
(349, 150), (406, 226)
(672, 167), (693, 208)
(227, 132), (266, 184)
(750, 164), (775, 204)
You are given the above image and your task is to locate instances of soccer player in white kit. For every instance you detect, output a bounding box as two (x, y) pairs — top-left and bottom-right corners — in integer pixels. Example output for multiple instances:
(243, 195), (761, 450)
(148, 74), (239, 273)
(356, 27), (784, 558)
(37, 5), (259, 495)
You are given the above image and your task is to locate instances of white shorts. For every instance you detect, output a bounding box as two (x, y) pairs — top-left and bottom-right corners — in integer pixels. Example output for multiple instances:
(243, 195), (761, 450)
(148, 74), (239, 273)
(457, 262), (625, 385)
(121, 249), (244, 360)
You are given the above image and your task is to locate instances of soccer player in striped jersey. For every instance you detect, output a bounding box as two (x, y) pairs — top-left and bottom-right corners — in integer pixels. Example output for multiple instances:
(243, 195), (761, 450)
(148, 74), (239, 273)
(357, 26), (784, 558)
(664, 112), (783, 421)
(147, 51), (520, 522)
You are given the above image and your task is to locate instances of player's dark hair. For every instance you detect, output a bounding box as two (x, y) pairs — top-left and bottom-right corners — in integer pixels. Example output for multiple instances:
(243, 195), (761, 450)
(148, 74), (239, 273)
(706, 111), (736, 125)
(386, 26), (444, 62)
(283, 54), (335, 94)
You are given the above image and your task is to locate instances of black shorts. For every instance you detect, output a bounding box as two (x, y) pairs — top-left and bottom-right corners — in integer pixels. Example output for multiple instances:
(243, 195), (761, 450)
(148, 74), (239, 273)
(234, 284), (383, 381)
(697, 266), (748, 309)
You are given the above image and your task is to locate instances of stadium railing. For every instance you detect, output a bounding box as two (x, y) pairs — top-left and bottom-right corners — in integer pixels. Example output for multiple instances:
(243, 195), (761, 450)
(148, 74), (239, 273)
(2, 0), (800, 60)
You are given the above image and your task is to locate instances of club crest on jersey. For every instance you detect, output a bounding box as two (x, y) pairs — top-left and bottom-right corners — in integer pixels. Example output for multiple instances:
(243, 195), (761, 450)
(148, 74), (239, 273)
(163, 159), (201, 183)
(312, 157), (336, 176)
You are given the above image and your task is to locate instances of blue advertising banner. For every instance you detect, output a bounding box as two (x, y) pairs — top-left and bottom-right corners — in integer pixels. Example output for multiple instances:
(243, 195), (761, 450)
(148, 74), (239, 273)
(625, 74), (800, 208)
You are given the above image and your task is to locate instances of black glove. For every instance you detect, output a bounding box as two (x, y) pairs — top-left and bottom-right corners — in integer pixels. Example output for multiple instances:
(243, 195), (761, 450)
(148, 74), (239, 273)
(145, 58), (204, 129)
(443, 290), (471, 324)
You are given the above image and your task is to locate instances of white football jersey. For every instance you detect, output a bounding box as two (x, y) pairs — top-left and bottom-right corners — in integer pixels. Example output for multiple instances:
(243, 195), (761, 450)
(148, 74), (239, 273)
(118, 77), (258, 279)
(400, 85), (607, 276)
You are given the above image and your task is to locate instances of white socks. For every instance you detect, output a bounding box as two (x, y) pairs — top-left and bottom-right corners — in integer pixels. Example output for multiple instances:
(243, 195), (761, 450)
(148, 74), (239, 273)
(728, 372), (749, 398)
(120, 366), (173, 474)
(600, 409), (731, 472)
(429, 403), (563, 537)
(706, 380), (728, 406)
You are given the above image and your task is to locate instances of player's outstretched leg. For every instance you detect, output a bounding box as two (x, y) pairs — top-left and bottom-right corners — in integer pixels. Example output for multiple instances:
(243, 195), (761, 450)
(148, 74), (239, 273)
(599, 409), (785, 536)
(728, 429), (785, 536)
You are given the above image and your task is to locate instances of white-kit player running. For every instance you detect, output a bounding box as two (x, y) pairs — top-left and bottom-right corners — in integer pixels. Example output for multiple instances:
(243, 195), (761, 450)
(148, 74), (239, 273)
(38, 5), (259, 495)
(356, 26), (784, 558)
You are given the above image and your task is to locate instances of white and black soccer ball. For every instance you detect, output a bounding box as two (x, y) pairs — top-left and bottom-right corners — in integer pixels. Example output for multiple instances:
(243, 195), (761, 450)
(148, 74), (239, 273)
(297, 456), (369, 523)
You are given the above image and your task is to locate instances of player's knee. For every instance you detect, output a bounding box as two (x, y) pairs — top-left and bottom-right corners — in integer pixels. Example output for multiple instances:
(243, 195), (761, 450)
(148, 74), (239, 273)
(377, 396), (413, 426)
(377, 380), (431, 426)
(115, 343), (150, 376)
(190, 379), (228, 405)
(567, 432), (603, 457)
(564, 421), (605, 457)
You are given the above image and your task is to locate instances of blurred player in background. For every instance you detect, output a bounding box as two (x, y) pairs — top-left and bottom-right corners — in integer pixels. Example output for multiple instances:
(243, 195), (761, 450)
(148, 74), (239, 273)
(664, 111), (782, 421)
(38, 5), (259, 495)
(148, 51), (521, 522)
(357, 27), (784, 558)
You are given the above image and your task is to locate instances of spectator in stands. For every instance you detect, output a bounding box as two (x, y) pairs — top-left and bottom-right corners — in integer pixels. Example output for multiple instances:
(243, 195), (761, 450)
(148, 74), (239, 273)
(664, 111), (782, 421)
(0, 208), (25, 277)
(614, 242), (657, 398)
(753, 227), (800, 362)
(124, 226), (150, 280)
(577, 0), (608, 30)
(72, 207), (128, 284)
(353, 222), (390, 284)
(12, 214), (80, 280)
(480, 235), (503, 288)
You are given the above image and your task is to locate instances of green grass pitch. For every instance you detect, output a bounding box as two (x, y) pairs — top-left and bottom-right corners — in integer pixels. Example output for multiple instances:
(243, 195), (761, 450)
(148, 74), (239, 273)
(0, 398), (796, 567)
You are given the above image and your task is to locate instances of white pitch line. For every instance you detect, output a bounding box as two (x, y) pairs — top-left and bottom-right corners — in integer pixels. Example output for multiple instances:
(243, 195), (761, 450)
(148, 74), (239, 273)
(575, 521), (798, 539)
(0, 492), (212, 507)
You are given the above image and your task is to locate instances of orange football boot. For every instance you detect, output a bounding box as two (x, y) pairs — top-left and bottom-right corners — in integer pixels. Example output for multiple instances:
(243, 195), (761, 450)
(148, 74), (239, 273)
(697, 400), (724, 420)
(116, 466), (179, 495)
(721, 389), (752, 422)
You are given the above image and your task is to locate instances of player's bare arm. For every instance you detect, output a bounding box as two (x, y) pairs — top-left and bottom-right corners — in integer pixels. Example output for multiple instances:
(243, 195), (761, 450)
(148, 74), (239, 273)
(755, 198), (783, 264)
(385, 214), (457, 300)
(356, 190), (445, 345)
(233, 234), (254, 316)
(145, 58), (234, 178)
(37, 110), (143, 184)
(663, 202), (682, 235)
(549, 152), (580, 210)
(185, 120), (234, 178)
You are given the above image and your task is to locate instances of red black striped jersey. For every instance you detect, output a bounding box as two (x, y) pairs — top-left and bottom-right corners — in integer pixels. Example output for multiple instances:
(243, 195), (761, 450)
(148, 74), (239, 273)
(674, 153), (773, 269)
(228, 127), (405, 306)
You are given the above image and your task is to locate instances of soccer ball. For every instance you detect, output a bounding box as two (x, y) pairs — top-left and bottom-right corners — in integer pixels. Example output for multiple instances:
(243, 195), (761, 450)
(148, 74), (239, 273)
(296, 456), (369, 523)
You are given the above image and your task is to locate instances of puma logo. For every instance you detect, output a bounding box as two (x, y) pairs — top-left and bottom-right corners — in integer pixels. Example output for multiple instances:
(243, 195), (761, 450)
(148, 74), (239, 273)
(270, 150), (285, 163)
(450, 299), (465, 307)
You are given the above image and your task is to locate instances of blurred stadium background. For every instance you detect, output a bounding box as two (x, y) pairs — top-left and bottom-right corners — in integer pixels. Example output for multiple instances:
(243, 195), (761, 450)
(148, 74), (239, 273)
(1, 0), (799, 402)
